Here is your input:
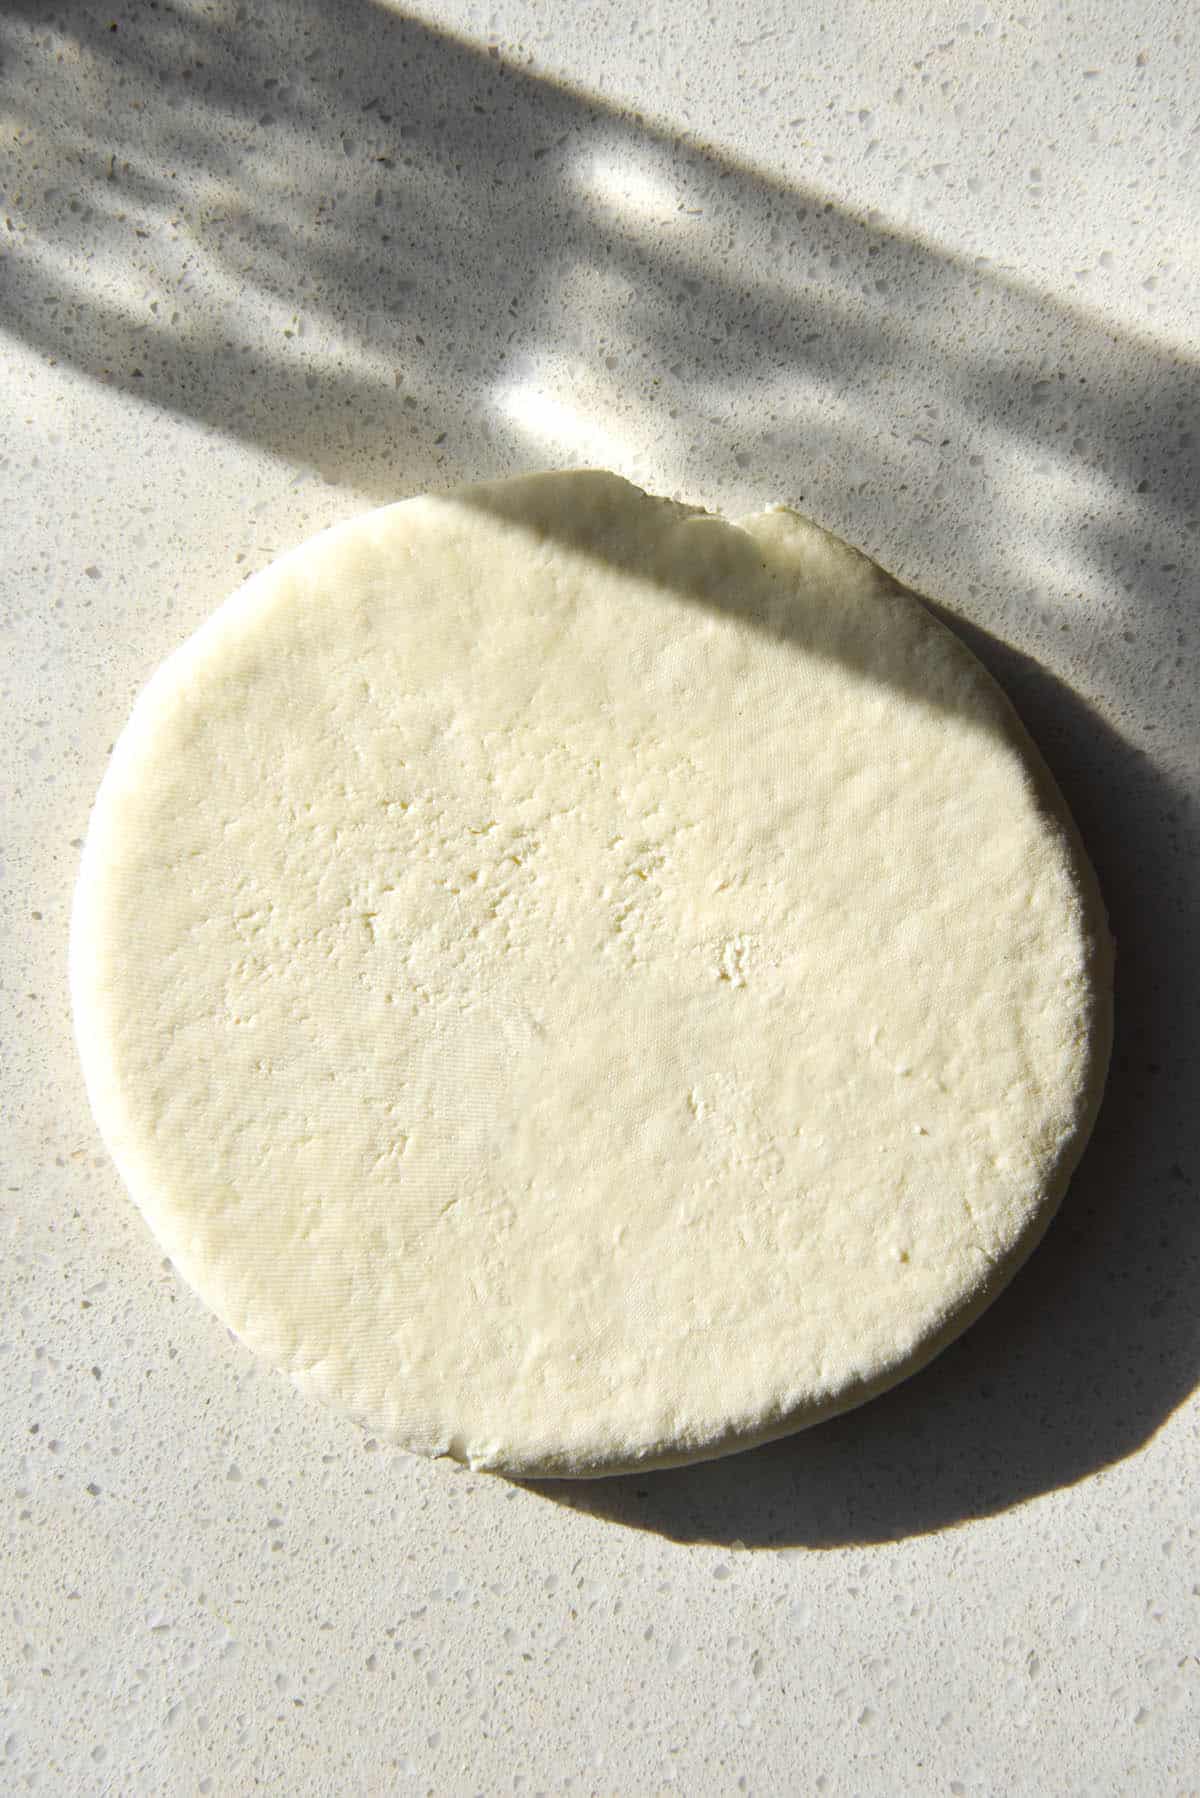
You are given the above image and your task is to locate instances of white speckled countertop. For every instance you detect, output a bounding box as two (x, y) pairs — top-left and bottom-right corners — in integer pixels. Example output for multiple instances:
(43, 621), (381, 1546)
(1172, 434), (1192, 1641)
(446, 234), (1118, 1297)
(3, 2), (1198, 1791)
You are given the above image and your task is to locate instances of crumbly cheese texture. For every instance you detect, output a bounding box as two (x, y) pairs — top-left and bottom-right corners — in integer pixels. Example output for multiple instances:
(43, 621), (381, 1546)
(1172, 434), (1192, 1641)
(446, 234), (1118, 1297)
(72, 471), (1112, 1477)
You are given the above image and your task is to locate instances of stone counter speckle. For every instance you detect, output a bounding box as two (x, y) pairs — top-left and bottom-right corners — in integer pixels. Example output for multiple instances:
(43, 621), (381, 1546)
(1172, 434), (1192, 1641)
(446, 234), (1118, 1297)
(3, 1), (1197, 1791)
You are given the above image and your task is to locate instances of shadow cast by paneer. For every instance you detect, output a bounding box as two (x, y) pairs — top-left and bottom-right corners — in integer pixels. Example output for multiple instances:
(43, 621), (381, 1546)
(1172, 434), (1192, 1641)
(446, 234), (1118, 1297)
(522, 616), (1196, 1547)
(5, 0), (1196, 1546)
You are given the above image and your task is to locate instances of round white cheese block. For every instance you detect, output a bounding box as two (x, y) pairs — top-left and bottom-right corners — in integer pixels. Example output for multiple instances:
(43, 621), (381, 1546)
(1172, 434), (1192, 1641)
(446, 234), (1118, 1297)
(71, 471), (1112, 1476)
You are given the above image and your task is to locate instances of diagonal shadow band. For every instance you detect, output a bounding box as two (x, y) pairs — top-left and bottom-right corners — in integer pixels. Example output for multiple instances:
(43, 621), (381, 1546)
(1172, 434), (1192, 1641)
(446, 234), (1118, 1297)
(3, 0), (1196, 1542)
(3, 4), (1197, 540)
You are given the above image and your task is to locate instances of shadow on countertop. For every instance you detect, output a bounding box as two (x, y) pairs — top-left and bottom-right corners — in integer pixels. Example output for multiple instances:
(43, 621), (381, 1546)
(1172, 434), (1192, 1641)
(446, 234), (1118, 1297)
(4, 0), (1197, 1546)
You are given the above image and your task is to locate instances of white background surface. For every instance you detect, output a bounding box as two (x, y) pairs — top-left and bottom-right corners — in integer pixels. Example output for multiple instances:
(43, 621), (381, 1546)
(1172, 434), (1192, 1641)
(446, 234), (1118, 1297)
(3, 1), (1198, 1792)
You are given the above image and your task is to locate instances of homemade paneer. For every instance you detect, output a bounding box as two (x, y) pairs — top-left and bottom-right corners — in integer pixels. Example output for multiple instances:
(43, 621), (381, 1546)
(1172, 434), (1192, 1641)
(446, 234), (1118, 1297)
(71, 472), (1112, 1476)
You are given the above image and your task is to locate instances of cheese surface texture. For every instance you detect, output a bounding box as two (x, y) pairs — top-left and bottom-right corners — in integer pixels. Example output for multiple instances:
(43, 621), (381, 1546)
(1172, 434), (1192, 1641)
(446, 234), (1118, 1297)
(71, 471), (1111, 1475)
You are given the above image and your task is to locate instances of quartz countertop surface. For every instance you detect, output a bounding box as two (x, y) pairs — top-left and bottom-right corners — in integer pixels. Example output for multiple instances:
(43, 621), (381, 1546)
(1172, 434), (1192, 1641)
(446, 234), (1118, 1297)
(2, 1), (1198, 1791)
